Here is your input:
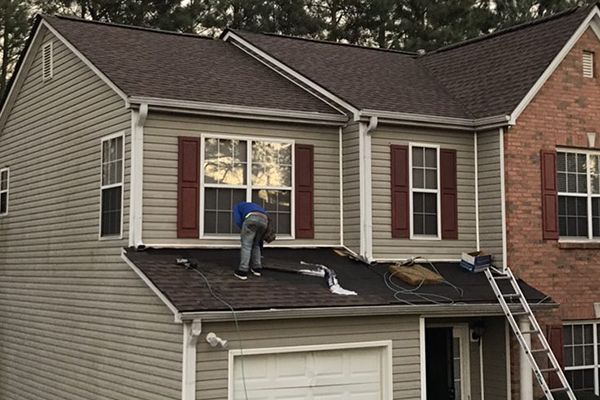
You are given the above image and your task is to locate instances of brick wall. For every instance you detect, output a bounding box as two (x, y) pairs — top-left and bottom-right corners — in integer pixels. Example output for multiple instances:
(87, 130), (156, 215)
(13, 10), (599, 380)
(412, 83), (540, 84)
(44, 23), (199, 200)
(506, 28), (600, 321)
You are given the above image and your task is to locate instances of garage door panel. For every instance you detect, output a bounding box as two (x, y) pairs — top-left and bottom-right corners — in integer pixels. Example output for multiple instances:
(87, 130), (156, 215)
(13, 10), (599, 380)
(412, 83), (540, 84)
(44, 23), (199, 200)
(232, 346), (388, 400)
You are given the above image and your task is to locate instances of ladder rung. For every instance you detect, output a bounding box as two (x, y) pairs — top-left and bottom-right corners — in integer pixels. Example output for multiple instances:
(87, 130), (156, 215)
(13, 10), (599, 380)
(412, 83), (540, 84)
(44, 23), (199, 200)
(550, 387), (569, 393)
(540, 367), (559, 373)
(502, 293), (521, 298)
(530, 348), (549, 353)
(521, 330), (539, 335)
(511, 311), (530, 316)
(494, 275), (511, 280)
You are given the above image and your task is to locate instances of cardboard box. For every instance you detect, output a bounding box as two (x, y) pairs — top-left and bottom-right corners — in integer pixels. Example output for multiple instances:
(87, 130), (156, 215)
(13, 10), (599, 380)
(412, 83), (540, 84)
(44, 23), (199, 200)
(460, 251), (492, 273)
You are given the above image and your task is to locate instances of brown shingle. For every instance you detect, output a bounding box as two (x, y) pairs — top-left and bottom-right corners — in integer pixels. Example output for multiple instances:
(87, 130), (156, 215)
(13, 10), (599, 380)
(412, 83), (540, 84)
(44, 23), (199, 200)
(42, 15), (339, 115)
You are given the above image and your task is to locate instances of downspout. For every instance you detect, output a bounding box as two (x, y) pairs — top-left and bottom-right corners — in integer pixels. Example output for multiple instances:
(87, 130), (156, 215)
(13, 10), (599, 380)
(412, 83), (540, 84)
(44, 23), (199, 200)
(474, 131), (480, 251)
(182, 320), (202, 400)
(339, 126), (344, 246)
(359, 116), (378, 261)
(129, 103), (148, 247)
(499, 127), (507, 270)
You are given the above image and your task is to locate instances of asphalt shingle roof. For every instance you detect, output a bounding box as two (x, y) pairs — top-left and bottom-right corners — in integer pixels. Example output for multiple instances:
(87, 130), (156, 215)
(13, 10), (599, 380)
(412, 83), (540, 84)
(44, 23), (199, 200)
(42, 15), (339, 115)
(124, 247), (549, 313)
(421, 5), (593, 118)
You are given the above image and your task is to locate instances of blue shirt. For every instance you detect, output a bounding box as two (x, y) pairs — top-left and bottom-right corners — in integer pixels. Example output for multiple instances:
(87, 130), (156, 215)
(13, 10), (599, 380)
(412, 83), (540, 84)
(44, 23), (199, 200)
(233, 202), (267, 228)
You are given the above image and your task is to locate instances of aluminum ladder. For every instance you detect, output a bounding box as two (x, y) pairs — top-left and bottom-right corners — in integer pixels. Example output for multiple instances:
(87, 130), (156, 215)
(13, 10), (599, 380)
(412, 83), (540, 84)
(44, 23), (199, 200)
(484, 267), (576, 400)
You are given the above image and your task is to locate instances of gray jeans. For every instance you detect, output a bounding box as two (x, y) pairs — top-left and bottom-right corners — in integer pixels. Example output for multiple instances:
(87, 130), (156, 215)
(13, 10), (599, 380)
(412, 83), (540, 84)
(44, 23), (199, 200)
(239, 214), (268, 271)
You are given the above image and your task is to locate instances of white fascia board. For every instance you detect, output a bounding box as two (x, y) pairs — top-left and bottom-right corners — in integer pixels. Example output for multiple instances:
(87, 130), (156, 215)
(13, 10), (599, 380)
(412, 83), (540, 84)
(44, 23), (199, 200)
(361, 109), (511, 130)
(510, 7), (600, 124)
(121, 249), (182, 323)
(41, 19), (129, 107)
(0, 21), (44, 130)
(180, 303), (557, 322)
(128, 96), (348, 125)
(222, 31), (360, 118)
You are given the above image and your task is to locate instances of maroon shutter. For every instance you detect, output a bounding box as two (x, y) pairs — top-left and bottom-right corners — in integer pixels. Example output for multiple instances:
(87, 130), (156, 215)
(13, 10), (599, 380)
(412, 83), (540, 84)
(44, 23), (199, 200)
(177, 137), (200, 238)
(440, 149), (458, 240)
(391, 145), (409, 238)
(541, 150), (559, 240)
(546, 325), (564, 389)
(295, 144), (314, 238)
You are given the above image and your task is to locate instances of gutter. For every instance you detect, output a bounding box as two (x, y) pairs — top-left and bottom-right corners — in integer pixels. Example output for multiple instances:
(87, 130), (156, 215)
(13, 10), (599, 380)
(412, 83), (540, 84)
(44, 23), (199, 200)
(178, 302), (556, 322)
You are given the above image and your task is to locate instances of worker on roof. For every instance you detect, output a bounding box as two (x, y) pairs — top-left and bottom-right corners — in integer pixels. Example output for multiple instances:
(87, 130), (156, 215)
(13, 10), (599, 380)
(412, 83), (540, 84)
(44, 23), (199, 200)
(232, 201), (276, 280)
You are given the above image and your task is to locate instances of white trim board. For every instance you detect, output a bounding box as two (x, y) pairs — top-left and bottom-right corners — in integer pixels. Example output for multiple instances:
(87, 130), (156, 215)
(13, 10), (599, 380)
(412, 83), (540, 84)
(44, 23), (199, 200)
(121, 249), (182, 322)
(510, 6), (600, 124)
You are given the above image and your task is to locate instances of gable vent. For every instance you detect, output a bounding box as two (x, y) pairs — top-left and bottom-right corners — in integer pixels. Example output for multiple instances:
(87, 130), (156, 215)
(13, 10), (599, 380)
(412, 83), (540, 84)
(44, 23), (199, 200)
(42, 42), (53, 81)
(583, 51), (594, 78)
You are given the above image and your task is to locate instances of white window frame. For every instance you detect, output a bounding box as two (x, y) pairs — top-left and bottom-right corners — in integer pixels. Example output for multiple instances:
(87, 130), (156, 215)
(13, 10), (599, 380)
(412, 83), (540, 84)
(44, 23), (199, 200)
(0, 167), (9, 216)
(99, 132), (125, 240)
(563, 320), (600, 395)
(557, 148), (600, 241)
(227, 340), (393, 400)
(42, 41), (53, 81)
(199, 133), (295, 240)
(409, 142), (441, 240)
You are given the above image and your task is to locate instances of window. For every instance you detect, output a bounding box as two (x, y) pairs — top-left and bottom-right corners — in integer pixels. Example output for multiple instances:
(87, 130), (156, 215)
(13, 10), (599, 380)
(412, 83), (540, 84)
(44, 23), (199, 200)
(202, 136), (293, 237)
(564, 322), (599, 395)
(583, 51), (594, 78)
(557, 150), (600, 239)
(0, 168), (8, 216)
(42, 42), (53, 81)
(100, 134), (123, 238)
(410, 145), (439, 238)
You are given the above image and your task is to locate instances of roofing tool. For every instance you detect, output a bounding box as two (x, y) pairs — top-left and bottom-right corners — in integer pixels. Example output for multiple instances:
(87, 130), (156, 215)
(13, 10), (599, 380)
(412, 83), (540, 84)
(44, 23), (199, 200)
(298, 261), (357, 296)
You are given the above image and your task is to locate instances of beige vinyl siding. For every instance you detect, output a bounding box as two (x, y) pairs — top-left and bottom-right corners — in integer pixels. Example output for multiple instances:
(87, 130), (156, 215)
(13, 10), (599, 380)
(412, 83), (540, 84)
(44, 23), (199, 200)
(477, 130), (504, 268)
(196, 315), (421, 399)
(482, 317), (508, 400)
(342, 122), (361, 253)
(142, 112), (341, 246)
(371, 125), (476, 260)
(0, 28), (182, 400)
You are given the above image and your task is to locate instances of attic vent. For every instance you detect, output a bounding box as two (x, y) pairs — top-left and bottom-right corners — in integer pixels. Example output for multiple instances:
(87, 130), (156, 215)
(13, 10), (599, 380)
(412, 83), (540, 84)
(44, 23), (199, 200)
(42, 42), (53, 81)
(583, 51), (594, 78)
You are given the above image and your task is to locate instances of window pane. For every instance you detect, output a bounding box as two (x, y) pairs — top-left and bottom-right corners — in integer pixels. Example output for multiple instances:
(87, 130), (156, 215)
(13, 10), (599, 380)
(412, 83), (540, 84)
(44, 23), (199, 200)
(574, 325), (583, 345)
(412, 147), (424, 167)
(412, 168), (424, 189)
(0, 192), (6, 214)
(204, 138), (247, 185)
(557, 152), (566, 173)
(0, 170), (7, 191)
(252, 141), (292, 187)
(566, 369), (595, 392)
(558, 172), (567, 192)
(425, 169), (437, 189)
(102, 137), (123, 186)
(559, 196), (588, 237)
(591, 155), (600, 194)
(101, 186), (121, 236)
(593, 198), (600, 237)
(564, 325), (573, 345)
(425, 148), (437, 168)
(203, 188), (243, 234)
(251, 189), (292, 235)
(413, 192), (437, 236)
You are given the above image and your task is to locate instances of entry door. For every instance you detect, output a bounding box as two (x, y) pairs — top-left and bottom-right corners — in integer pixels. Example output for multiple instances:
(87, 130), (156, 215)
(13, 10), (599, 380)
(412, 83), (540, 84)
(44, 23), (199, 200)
(426, 327), (455, 400)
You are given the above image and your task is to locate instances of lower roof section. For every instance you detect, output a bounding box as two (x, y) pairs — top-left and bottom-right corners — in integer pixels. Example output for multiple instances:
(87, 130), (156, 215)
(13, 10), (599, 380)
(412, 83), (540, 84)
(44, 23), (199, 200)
(123, 247), (551, 317)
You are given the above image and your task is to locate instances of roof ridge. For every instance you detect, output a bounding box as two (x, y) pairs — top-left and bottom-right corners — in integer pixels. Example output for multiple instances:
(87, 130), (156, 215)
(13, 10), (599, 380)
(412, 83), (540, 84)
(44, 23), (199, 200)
(234, 29), (417, 56)
(44, 14), (214, 40)
(425, 4), (592, 55)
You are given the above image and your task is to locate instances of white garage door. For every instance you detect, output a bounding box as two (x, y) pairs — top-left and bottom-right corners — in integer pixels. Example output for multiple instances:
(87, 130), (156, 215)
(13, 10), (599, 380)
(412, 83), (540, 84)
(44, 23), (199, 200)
(230, 344), (390, 400)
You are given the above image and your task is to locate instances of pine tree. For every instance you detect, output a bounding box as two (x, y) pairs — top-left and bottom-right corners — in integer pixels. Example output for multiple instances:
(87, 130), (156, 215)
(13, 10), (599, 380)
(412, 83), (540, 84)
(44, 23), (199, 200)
(0, 0), (31, 99)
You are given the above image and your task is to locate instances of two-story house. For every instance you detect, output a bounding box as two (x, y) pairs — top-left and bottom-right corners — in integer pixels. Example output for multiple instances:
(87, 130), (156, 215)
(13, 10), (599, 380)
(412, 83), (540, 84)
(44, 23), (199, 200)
(1, 4), (600, 400)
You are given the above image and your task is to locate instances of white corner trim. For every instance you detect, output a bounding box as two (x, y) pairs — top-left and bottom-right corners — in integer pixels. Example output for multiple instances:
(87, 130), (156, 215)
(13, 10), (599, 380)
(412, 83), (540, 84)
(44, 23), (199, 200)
(419, 317), (427, 400)
(474, 132), (481, 251)
(129, 105), (146, 247)
(182, 320), (202, 400)
(510, 7), (600, 124)
(222, 30), (359, 118)
(41, 20), (129, 106)
(358, 122), (374, 260)
(499, 127), (507, 270)
(121, 249), (182, 322)
(339, 126), (344, 246)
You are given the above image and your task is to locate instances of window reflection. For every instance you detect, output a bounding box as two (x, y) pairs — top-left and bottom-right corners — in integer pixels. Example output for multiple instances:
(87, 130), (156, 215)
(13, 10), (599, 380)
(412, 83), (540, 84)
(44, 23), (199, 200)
(204, 138), (247, 185)
(252, 142), (292, 187)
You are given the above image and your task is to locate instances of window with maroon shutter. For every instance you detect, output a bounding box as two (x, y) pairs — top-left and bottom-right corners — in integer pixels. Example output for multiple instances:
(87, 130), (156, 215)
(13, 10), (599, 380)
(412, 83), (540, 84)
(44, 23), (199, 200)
(563, 323), (599, 393)
(295, 144), (314, 238)
(391, 145), (409, 238)
(177, 137), (200, 238)
(440, 149), (458, 239)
